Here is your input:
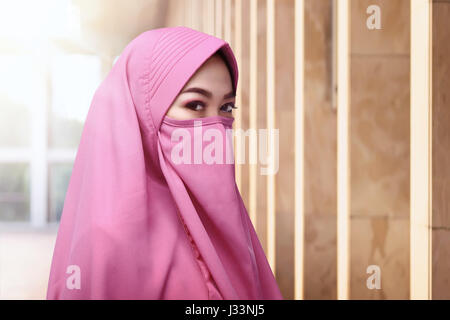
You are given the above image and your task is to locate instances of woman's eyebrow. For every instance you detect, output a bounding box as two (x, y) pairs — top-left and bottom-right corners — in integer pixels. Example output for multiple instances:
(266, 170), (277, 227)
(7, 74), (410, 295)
(181, 87), (235, 99)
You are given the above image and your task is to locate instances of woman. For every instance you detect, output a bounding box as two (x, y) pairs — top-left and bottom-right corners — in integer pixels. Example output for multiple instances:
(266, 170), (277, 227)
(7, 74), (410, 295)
(46, 26), (283, 300)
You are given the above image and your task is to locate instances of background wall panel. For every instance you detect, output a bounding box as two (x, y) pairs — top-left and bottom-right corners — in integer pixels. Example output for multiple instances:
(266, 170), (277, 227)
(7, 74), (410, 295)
(350, 0), (410, 299)
(432, 0), (450, 300)
(274, 0), (296, 299)
(304, 0), (337, 300)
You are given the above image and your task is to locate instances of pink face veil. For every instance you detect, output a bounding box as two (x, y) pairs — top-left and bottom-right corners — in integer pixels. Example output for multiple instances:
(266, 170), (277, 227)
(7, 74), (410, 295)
(46, 26), (283, 300)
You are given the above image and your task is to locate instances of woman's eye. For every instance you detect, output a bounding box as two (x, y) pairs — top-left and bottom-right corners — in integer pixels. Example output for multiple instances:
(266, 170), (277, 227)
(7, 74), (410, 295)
(221, 103), (237, 113)
(185, 101), (204, 111)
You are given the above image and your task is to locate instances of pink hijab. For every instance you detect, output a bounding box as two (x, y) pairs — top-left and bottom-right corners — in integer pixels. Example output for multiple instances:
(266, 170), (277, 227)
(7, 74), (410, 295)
(46, 26), (283, 300)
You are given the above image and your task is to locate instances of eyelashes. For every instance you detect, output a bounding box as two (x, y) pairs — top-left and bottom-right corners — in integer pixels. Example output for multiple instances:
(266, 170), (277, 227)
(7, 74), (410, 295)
(221, 102), (238, 113)
(185, 101), (204, 111)
(184, 100), (238, 113)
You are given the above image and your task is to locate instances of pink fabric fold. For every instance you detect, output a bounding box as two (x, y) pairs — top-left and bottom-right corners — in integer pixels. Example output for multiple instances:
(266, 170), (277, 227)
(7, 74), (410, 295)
(179, 212), (223, 300)
(46, 26), (283, 300)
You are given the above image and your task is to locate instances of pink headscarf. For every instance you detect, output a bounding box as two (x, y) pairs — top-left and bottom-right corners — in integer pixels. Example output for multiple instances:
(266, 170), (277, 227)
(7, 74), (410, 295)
(46, 26), (283, 300)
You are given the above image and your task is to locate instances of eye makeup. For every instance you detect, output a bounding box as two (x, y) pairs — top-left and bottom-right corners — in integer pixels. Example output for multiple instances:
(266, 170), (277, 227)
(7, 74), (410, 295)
(183, 100), (238, 113)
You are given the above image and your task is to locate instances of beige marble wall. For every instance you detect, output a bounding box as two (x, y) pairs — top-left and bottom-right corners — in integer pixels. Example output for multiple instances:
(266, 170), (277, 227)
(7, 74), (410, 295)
(163, 0), (450, 300)
(274, 0), (296, 300)
(253, 0), (269, 256)
(432, 0), (450, 300)
(350, 0), (410, 299)
(164, 0), (450, 301)
(304, 0), (337, 300)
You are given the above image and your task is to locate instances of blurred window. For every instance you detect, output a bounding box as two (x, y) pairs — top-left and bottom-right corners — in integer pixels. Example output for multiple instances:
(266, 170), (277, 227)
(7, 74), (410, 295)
(48, 163), (73, 222)
(0, 51), (102, 225)
(0, 163), (30, 221)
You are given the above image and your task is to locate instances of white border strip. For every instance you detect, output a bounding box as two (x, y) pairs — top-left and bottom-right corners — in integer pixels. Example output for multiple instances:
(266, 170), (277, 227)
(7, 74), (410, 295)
(294, 0), (305, 300)
(410, 0), (432, 300)
(266, 0), (276, 274)
(249, 0), (258, 226)
(336, 0), (350, 300)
